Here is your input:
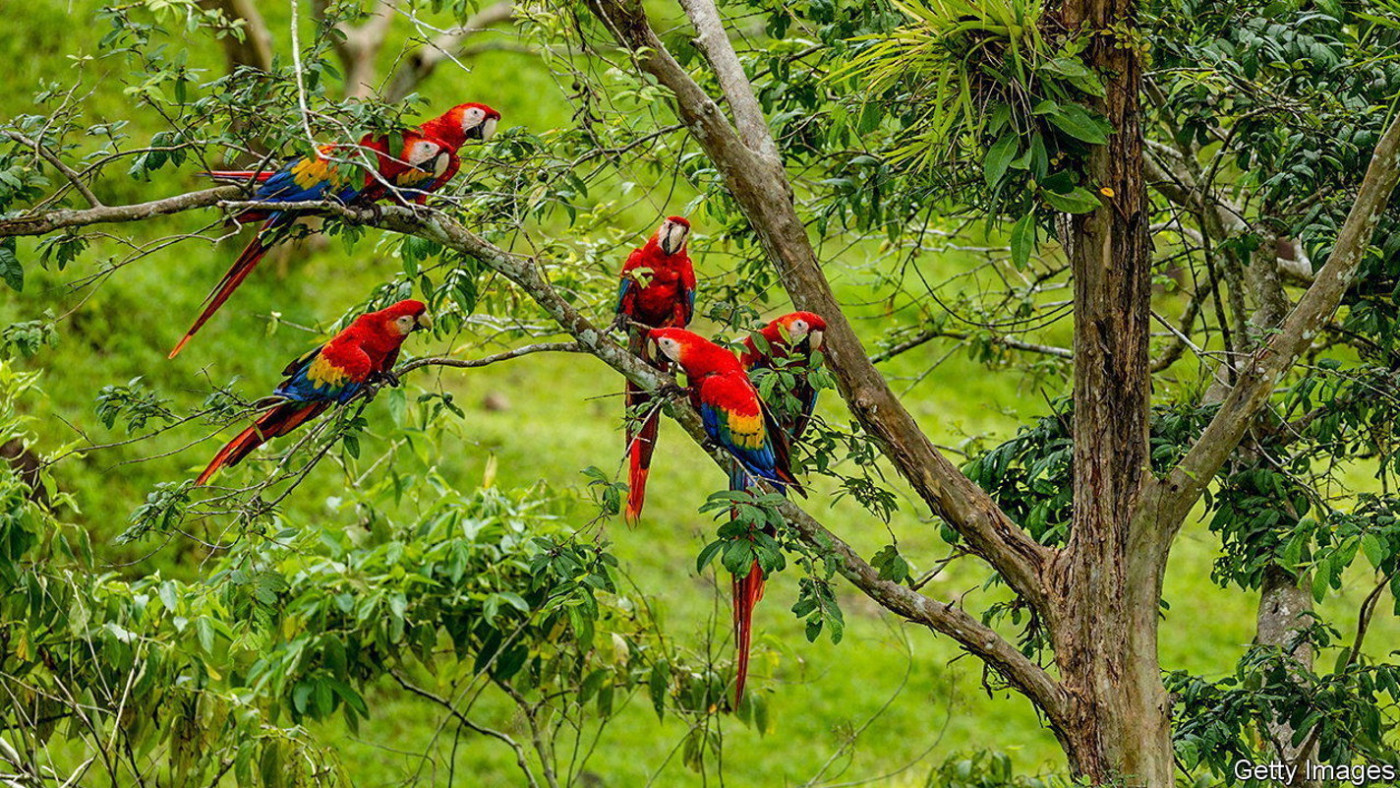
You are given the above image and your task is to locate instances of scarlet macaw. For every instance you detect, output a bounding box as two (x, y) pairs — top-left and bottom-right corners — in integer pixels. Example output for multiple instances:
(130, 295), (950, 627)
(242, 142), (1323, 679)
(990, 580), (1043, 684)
(169, 103), (499, 358)
(647, 326), (804, 704)
(728, 311), (827, 703)
(740, 311), (828, 442)
(617, 216), (695, 525)
(194, 299), (431, 486)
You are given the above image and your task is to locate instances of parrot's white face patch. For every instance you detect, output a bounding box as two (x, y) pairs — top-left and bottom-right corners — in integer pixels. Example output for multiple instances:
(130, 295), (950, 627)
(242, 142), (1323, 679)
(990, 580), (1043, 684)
(658, 220), (689, 255)
(393, 314), (418, 336)
(407, 141), (440, 166)
(654, 336), (682, 362)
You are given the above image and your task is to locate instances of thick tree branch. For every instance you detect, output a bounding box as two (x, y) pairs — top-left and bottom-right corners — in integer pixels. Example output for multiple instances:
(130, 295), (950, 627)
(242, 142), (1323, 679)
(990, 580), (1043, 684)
(675, 0), (780, 162)
(0, 186), (244, 237)
(314, 0), (399, 99)
(1136, 111), (1400, 566)
(369, 205), (1069, 723)
(0, 175), (1071, 739)
(582, 0), (1052, 613)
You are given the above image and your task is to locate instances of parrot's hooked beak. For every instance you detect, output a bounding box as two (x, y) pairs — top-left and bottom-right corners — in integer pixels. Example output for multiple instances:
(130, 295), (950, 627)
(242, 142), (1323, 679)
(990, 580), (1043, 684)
(468, 116), (500, 142)
(808, 328), (824, 351)
(644, 335), (658, 362)
(415, 312), (433, 331)
(658, 222), (688, 256)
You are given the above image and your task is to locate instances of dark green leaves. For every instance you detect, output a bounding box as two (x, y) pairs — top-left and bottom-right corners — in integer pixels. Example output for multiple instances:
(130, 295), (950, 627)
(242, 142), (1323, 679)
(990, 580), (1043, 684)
(1041, 186), (1102, 214)
(1041, 102), (1112, 145)
(984, 133), (1018, 190)
(1009, 211), (1036, 268)
(0, 239), (22, 292)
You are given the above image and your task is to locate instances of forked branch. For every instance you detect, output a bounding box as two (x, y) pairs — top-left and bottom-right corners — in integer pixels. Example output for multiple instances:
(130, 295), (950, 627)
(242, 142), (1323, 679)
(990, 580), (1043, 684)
(1136, 111), (1400, 566)
(582, 0), (1054, 613)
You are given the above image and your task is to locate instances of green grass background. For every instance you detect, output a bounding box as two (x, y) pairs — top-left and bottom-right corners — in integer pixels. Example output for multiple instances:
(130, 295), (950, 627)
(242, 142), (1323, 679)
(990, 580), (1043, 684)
(2, 2), (1395, 785)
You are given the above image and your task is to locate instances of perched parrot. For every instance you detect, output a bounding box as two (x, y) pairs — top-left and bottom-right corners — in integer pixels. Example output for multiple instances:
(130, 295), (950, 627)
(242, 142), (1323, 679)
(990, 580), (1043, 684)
(727, 311), (827, 703)
(616, 216), (695, 525)
(647, 327), (804, 704)
(740, 311), (828, 442)
(169, 102), (500, 358)
(194, 299), (431, 486)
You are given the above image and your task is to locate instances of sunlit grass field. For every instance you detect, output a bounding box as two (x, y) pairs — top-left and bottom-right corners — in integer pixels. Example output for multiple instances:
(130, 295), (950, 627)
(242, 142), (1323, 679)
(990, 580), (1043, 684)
(3, 3), (1397, 786)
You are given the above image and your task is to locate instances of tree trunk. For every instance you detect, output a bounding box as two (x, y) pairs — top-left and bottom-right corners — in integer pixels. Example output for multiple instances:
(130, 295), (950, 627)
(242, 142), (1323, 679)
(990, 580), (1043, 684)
(1256, 565), (1318, 786)
(1051, 0), (1173, 783)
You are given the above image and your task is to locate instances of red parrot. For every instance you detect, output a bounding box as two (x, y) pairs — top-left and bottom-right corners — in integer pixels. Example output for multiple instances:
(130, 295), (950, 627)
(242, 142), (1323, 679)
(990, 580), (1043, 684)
(740, 311), (828, 442)
(727, 311), (826, 704)
(170, 103), (499, 358)
(647, 327), (804, 704)
(195, 299), (431, 486)
(616, 216), (695, 525)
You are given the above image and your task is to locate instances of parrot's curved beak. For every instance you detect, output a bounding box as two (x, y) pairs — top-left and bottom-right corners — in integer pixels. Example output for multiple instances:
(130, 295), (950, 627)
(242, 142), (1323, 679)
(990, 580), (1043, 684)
(644, 336), (658, 362)
(659, 223), (687, 256)
(415, 313), (433, 331)
(467, 117), (499, 142)
(808, 329), (824, 351)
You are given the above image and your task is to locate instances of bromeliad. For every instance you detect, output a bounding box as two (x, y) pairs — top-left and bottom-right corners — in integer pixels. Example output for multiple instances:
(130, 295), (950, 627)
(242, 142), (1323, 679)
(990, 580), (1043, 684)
(194, 299), (431, 486)
(616, 216), (695, 525)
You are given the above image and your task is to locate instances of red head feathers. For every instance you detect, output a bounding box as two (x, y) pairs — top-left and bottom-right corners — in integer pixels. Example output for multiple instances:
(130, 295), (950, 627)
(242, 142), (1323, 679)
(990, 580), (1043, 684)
(351, 299), (431, 356)
(740, 311), (827, 368)
(647, 327), (743, 379)
(420, 103), (501, 150)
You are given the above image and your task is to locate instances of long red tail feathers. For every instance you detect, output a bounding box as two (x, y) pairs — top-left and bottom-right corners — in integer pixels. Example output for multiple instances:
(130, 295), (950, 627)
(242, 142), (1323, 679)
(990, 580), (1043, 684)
(202, 170), (275, 183)
(194, 403), (325, 486)
(733, 560), (766, 706)
(169, 235), (269, 359)
(624, 380), (660, 527)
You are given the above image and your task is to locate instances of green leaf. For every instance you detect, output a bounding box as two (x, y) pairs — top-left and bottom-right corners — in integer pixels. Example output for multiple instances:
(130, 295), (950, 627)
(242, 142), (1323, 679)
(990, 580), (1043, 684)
(1010, 211), (1036, 269)
(1361, 533), (1386, 570)
(983, 133), (1018, 190)
(1042, 187), (1102, 214)
(1047, 104), (1112, 145)
(0, 239), (22, 292)
(696, 540), (724, 573)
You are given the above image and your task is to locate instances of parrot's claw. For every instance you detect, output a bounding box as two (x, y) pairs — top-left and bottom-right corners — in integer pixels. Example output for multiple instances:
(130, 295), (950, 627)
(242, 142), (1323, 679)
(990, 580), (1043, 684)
(371, 370), (402, 388)
(609, 313), (629, 334)
(656, 383), (688, 399)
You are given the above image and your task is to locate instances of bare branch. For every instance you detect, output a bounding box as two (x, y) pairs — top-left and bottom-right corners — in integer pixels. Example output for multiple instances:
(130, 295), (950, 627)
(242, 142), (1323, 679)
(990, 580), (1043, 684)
(582, 0), (1053, 613)
(389, 671), (541, 788)
(397, 341), (583, 374)
(366, 205), (1070, 722)
(0, 176), (1063, 717)
(2, 132), (103, 208)
(314, 0), (400, 99)
(385, 1), (515, 104)
(1136, 111), (1400, 566)
(0, 186), (244, 238)
(872, 328), (1073, 364)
